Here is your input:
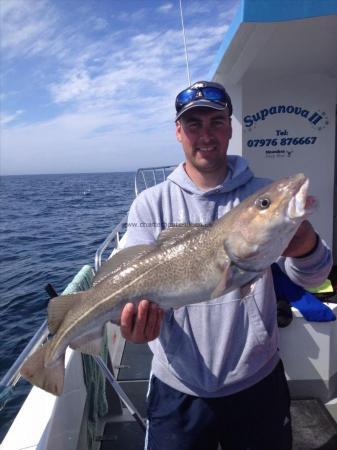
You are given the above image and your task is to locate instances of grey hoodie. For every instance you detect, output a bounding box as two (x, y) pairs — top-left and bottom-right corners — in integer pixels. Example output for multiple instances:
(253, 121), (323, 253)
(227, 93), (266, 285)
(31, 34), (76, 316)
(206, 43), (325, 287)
(125, 155), (332, 397)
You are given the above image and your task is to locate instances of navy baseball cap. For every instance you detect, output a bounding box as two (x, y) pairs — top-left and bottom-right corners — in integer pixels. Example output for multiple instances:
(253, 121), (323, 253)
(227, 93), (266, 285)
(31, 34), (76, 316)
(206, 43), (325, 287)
(175, 81), (233, 120)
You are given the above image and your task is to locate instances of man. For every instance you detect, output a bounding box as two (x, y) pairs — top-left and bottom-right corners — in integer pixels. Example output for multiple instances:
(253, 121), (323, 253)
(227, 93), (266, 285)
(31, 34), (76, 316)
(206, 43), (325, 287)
(120, 81), (332, 450)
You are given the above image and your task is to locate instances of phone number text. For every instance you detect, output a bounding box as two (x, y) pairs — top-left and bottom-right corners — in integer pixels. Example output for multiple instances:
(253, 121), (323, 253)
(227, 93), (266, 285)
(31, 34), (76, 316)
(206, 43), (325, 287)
(247, 137), (317, 147)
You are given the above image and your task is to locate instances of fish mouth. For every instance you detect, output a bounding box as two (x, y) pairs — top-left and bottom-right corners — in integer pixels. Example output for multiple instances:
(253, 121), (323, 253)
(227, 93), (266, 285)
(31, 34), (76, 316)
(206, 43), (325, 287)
(287, 176), (316, 219)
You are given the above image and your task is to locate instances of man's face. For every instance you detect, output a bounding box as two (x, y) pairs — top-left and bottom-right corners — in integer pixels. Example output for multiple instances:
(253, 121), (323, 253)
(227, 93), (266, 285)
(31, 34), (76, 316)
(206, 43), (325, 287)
(176, 108), (232, 174)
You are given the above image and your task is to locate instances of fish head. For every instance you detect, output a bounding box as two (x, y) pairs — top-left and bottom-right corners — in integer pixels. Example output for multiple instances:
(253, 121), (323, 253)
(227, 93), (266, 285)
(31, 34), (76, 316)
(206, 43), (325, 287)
(222, 173), (316, 271)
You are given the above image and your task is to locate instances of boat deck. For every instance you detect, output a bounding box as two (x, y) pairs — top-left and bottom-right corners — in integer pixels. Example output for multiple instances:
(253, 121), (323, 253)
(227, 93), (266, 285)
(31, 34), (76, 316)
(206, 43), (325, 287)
(98, 342), (337, 450)
(99, 342), (151, 450)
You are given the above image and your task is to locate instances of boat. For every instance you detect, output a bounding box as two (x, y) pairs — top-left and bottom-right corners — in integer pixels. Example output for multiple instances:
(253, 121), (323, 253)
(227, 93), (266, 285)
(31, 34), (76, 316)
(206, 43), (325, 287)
(1, 164), (337, 450)
(1, 1), (337, 449)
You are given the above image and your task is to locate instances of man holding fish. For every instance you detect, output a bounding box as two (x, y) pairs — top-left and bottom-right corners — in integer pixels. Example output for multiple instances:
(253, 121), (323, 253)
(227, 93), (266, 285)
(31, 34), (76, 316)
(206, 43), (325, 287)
(121, 81), (332, 450)
(20, 81), (332, 449)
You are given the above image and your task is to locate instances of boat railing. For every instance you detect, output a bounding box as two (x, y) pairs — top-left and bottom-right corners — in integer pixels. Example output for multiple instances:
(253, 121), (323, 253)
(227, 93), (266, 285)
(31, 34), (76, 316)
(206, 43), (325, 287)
(134, 165), (176, 196)
(94, 215), (128, 272)
(1, 164), (176, 412)
(94, 165), (176, 271)
(0, 319), (49, 409)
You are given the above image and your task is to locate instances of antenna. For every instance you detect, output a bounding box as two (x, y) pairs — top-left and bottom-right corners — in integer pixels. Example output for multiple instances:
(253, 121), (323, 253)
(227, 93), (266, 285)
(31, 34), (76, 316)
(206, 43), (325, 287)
(179, 0), (191, 86)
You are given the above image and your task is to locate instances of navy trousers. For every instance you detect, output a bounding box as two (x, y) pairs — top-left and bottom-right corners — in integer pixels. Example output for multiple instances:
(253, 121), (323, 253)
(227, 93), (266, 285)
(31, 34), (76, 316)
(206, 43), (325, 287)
(145, 361), (292, 450)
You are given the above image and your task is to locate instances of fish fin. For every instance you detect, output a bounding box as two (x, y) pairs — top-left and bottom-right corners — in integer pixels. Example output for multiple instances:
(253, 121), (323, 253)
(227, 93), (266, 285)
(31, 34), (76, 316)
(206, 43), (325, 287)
(20, 341), (65, 396)
(157, 225), (205, 246)
(93, 244), (157, 285)
(210, 263), (232, 299)
(70, 336), (103, 355)
(69, 327), (104, 355)
(48, 291), (87, 334)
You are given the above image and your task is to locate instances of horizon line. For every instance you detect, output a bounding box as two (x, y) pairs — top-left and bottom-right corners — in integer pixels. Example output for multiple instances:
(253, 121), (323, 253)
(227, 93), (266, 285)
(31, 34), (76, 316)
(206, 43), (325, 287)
(0, 169), (138, 177)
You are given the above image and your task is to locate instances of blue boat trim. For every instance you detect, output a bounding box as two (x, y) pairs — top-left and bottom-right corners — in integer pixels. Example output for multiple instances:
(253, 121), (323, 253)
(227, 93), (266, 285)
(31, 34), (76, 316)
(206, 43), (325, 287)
(208, 0), (337, 79)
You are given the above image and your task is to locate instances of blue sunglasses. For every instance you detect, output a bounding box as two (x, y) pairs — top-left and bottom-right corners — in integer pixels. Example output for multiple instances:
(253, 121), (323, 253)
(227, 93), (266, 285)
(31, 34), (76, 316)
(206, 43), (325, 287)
(175, 86), (232, 116)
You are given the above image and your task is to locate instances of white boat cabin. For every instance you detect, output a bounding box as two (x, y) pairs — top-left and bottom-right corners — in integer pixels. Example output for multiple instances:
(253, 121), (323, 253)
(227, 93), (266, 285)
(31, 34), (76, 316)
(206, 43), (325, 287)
(209, 0), (337, 258)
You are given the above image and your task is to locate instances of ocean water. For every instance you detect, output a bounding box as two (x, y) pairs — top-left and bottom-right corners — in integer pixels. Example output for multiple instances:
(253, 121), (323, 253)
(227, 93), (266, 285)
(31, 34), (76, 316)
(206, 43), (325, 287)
(0, 172), (135, 441)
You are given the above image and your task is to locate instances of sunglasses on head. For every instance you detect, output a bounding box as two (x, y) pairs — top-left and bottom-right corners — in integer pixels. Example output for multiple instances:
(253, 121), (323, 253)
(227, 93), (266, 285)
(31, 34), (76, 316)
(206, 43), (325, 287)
(175, 86), (232, 115)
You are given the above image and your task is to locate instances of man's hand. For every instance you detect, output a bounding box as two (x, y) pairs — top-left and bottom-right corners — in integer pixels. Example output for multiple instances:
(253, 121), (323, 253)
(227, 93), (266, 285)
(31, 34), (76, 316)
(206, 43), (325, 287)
(120, 300), (164, 344)
(282, 220), (318, 258)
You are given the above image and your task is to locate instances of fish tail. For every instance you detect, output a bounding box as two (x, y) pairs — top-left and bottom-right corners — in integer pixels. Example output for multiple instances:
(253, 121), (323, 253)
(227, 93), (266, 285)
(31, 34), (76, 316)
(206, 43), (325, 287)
(20, 341), (65, 396)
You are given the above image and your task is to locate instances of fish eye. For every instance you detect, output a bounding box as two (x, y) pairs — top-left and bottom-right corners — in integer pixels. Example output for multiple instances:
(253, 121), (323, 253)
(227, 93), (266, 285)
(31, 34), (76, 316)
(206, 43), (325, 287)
(255, 196), (271, 210)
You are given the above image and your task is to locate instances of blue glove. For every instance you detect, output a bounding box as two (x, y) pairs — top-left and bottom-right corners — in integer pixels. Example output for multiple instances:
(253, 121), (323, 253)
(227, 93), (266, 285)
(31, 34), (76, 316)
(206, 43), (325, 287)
(271, 264), (336, 322)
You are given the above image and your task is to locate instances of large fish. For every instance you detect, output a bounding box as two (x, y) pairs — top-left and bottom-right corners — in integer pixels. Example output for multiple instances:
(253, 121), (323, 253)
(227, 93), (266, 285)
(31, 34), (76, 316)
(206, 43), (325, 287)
(21, 173), (315, 395)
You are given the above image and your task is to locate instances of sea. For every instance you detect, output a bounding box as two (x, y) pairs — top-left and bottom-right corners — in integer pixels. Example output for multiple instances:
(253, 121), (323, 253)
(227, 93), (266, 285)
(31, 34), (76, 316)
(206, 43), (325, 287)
(0, 171), (136, 442)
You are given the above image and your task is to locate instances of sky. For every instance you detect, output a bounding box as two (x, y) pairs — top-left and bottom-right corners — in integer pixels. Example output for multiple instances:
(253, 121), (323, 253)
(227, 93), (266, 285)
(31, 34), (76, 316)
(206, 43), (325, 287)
(0, 0), (239, 175)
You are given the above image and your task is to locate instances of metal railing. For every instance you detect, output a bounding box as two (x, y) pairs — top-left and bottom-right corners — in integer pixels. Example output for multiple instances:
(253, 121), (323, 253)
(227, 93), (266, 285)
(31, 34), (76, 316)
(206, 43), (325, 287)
(94, 215), (128, 272)
(134, 165), (176, 196)
(95, 165), (176, 271)
(0, 319), (49, 409)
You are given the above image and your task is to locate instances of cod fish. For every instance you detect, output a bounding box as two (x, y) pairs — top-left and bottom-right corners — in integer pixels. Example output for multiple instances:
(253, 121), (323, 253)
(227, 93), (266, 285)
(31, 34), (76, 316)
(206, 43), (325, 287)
(21, 173), (315, 395)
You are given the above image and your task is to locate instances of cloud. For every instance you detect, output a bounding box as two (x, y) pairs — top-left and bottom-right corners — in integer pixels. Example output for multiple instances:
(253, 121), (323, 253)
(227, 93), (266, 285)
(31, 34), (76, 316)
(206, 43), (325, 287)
(48, 21), (229, 111)
(0, 0), (59, 59)
(90, 17), (109, 31)
(0, 110), (24, 125)
(183, 0), (237, 18)
(157, 3), (174, 13)
(50, 70), (92, 103)
(0, 109), (182, 175)
(112, 9), (146, 23)
(0, 0), (240, 175)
